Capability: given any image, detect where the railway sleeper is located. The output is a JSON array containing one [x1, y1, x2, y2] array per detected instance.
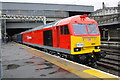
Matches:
[[101, 49, 119, 53], [98, 58, 119, 66], [106, 52, 120, 56], [97, 61, 120, 72], [104, 55, 119, 61]]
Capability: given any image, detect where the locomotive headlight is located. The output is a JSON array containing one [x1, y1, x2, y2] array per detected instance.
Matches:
[[95, 46, 100, 49], [74, 48, 81, 52], [76, 43, 84, 47]]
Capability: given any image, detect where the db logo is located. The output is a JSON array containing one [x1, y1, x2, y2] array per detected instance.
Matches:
[[88, 38, 91, 41], [27, 36, 32, 39]]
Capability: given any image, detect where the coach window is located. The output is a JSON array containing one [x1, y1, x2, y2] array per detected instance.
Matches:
[[60, 25, 70, 35]]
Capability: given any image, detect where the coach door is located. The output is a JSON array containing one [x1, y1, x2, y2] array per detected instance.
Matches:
[[43, 30, 53, 46]]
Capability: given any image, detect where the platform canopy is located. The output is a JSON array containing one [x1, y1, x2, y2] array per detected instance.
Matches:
[[0, 2, 94, 12]]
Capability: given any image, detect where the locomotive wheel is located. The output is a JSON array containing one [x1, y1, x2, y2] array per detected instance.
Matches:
[[49, 51, 52, 54]]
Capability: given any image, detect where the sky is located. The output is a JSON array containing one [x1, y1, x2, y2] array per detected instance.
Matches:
[[1, 0, 120, 10]]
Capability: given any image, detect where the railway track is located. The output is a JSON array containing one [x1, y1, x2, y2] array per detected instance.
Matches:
[[96, 48, 120, 77]]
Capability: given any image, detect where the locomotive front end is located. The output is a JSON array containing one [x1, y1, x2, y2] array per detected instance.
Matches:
[[70, 17, 106, 65]]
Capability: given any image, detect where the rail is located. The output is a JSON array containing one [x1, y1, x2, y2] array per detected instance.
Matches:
[[101, 41, 120, 49], [97, 47, 120, 76]]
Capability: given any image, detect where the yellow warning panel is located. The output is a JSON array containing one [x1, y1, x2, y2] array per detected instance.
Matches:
[[83, 69, 118, 78], [31, 48, 37, 50]]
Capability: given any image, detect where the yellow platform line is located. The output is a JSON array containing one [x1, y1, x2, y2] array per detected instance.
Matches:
[[17, 44, 98, 79], [16, 43, 119, 80], [26, 49, 97, 79], [83, 69, 118, 79]]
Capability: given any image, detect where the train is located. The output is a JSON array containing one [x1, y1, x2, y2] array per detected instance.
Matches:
[[13, 15, 106, 66]]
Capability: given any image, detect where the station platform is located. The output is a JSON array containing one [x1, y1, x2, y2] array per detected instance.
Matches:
[[1, 42, 119, 79], [2, 42, 79, 78]]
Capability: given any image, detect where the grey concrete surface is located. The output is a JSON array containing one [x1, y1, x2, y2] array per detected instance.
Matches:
[[1, 42, 79, 78]]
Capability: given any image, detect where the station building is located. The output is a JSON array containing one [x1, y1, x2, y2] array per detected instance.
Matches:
[[91, 3, 118, 16], [0, 2, 94, 37], [90, 2, 120, 41]]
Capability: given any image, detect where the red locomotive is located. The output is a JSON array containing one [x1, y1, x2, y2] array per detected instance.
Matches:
[[14, 15, 106, 66]]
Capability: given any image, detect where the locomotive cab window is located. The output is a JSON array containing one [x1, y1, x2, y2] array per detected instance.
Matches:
[[87, 24, 99, 34], [60, 25, 70, 35], [72, 24, 87, 35]]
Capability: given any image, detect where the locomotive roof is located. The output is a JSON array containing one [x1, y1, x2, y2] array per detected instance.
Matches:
[[23, 20, 60, 33], [23, 15, 96, 33]]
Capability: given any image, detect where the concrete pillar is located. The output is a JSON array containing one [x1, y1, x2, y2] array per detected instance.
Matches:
[[43, 16, 46, 25], [0, 1, 3, 79], [0, 17, 2, 80]]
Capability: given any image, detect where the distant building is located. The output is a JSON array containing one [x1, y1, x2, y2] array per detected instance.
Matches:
[[118, 1, 120, 22], [89, 2, 120, 41], [91, 2, 118, 16], [118, 1, 120, 13]]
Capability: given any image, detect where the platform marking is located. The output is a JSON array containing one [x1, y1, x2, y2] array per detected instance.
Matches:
[[16, 43, 119, 79], [83, 69, 117, 78], [16, 43, 21, 46], [17, 45, 98, 79], [26, 49, 97, 79], [20, 43, 119, 78], [31, 49, 37, 50]]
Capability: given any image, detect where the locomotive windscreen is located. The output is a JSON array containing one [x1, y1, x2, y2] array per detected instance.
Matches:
[[72, 24, 99, 35], [72, 24, 87, 35], [87, 24, 99, 34]]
